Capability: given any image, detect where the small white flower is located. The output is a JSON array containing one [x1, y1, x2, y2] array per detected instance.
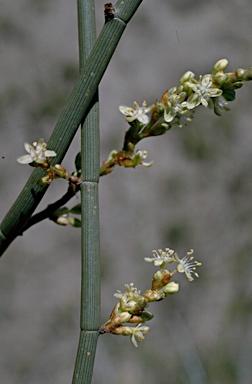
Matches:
[[119, 101, 154, 124], [130, 324, 149, 347], [164, 90, 187, 123], [144, 248, 175, 267], [134, 150, 153, 167], [174, 249, 202, 281], [187, 74, 222, 109], [17, 138, 57, 164]]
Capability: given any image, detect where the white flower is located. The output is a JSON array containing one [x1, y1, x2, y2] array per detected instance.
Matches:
[[133, 150, 153, 167], [174, 249, 202, 281], [130, 324, 149, 348], [164, 89, 187, 123], [187, 74, 222, 109], [17, 138, 57, 164], [144, 248, 175, 267], [119, 101, 154, 124]]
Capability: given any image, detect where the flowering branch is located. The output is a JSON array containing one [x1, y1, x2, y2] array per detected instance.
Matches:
[[16, 59, 252, 232], [100, 59, 252, 175], [100, 248, 201, 347]]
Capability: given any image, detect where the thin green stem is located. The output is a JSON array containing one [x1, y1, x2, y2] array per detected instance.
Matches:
[[22, 186, 77, 232], [0, 0, 143, 257]]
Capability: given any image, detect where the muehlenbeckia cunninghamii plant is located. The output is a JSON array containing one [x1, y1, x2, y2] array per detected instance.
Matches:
[[100, 248, 201, 347], [2, 0, 252, 383]]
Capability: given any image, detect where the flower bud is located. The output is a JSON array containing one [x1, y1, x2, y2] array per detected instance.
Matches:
[[122, 326, 133, 336], [179, 71, 195, 85], [153, 270, 164, 282], [212, 59, 228, 74], [242, 67, 252, 81], [56, 216, 69, 226], [68, 217, 81, 228], [118, 312, 132, 324], [235, 68, 245, 79], [162, 281, 179, 294], [232, 81, 244, 89], [212, 72, 226, 86], [140, 311, 154, 322]]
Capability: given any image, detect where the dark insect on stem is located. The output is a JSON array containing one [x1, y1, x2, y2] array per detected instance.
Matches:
[[104, 3, 116, 23]]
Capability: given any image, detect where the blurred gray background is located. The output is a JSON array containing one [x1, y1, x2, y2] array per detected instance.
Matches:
[[1, 0, 252, 383]]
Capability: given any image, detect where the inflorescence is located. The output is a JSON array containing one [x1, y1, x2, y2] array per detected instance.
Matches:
[[100, 59, 252, 173], [100, 248, 201, 347]]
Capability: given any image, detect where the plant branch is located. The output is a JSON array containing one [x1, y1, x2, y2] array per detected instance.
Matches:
[[0, 0, 143, 257], [22, 185, 77, 232]]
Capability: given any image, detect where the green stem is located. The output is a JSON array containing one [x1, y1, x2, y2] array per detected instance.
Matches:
[[72, 0, 100, 383], [22, 186, 77, 232], [0, 0, 143, 257], [72, 331, 99, 384]]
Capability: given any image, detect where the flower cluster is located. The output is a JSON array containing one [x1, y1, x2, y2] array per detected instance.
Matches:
[[145, 248, 201, 281], [118, 59, 252, 149], [100, 247, 201, 347], [99, 60, 252, 176]]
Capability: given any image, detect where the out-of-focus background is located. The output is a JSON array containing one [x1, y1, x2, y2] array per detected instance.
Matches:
[[1, 1, 252, 383]]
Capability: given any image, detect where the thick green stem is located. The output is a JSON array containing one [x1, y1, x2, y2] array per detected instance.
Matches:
[[72, 1, 100, 383], [0, 0, 143, 257], [72, 331, 99, 384]]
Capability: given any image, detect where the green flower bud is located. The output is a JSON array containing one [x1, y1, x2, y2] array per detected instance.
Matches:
[[232, 81, 244, 89], [242, 67, 252, 81], [212, 59, 228, 74], [118, 312, 132, 324], [140, 311, 154, 322], [153, 270, 165, 282], [213, 72, 227, 86], [236, 68, 245, 79], [179, 71, 195, 85], [162, 281, 179, 294], [68, 217, 82, 228]]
